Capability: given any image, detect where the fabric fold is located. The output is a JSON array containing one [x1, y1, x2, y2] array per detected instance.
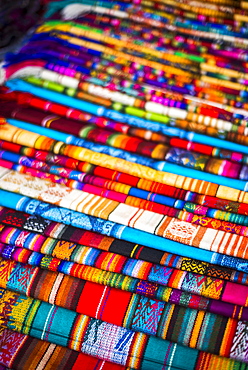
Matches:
[[1, 287, 248, 363]]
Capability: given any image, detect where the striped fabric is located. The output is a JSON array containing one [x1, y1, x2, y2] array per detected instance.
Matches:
[[1, 0, 248, 369]]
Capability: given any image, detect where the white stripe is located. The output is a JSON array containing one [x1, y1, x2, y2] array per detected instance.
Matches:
[[133, 210, 164, 233], [211, 230, 226, 253], [98, 361, 106, 370], [224, 233, 238, 256], [74, 247, 92, 264], [109, 203, 139, 225], [59, 189, 86, 210], [127, 208, 144, 228], [167, 343, 177, 370], [96, 285, 108, 319], [36, 343, 56, 370], [242, 243, 248, 259], [49, 273, 64, 305], [76, 193, 99, 213], [0, 166, 10, 177], [199, 229, 218, 251], [41, 305, 55, 340], [233, 237, 246, 259]]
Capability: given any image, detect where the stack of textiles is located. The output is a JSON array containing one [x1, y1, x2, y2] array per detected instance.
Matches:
[[1, 0, 248, 369]]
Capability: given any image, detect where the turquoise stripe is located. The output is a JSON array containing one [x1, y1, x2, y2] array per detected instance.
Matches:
[[144, 336, 198, 370], [30, 301, 77, 346], [196, 311, 218, 352]]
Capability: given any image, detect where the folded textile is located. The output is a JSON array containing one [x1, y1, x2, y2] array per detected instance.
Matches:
[[0, 327, 126, 370], [2, 121, 248, 202], [2, 186, 248, 276], [1, 98, 248, 181], [1, 219, 248, 308], [2, 138, 248, 225], [1, 287, 248, 363], [0, 256, 247, 321], [4, 62, 248, 146], [0, 206, 247, 281], [3, 152, 248, 238], [1, 326, 247, 370], [1, 168, 248, 260]]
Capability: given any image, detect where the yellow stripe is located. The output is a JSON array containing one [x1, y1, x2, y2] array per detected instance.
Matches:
[[189, 310, 205, 348], [70, 316, 89, 351], [130, 244, 140, 258], [219, 318, 236, 357], [23, 300, 41, 335], [128, 332, 146, 368], [161, 305, 175, 339]]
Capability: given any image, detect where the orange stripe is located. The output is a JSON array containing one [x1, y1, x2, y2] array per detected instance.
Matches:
[[189, 310, 205, 348], [219, 318, 238, 357]]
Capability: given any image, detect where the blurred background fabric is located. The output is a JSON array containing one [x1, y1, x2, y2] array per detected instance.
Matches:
[[0, 0, 44, 59]]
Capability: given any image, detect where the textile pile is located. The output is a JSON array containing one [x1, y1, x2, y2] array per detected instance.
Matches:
[[1, 0, 248, 369]]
